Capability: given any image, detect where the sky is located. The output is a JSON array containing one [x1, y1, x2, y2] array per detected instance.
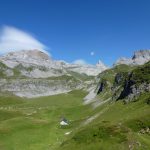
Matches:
[[0, 0, 150, 66]]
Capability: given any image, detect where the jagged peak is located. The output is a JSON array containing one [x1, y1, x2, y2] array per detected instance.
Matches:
[[132, 49, 150, 59], [114, 50, 150, 66], [3, 49, 50, 60], [96, 60, 104, 66], [96, 60, 108, 69], [0, 49, 108, 76]]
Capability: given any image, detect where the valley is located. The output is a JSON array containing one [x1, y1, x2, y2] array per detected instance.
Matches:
[[0, 50, 150, 150]]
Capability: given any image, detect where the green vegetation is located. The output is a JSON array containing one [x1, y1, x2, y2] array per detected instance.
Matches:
[[0, 61, 9, 78], [0, 61, 23, 78], [60, 93, 150, 150], [0, 89, 149, 150], [14, 64, 34, 72], [0, 95, 25, 106], [130, 61, 150, 84], [0, 62, 150, 150], [47, 74, 79, 81], [67, 70, 95, 81], [96, 64, 134, 99], [57, 63, 150, 150], [98, 64, 135, 84], [95, 64, 134, 101], [97, 62, 150, 102], [0, 90, 94, 150]]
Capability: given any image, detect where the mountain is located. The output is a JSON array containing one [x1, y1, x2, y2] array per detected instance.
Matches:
[[114, 50, 150, 66], [59, 60, 150, 150], [0, 49, 107, 97], [0, 49, 107, 77], [65, 61, 107, 76], [0, 50, 149, 150]]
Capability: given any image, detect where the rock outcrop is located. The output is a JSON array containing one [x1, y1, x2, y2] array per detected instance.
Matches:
[[97, 58, 150, 103], [0, 78, 82, 98], [0, 49, 107, 98], [0, 49, 107, 77], [115, 50, 150, 66]]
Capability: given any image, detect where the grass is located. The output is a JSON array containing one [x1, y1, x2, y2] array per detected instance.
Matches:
[[98, 64, 135, 84], [54, 63, 150, 150], [0, 89, 149, 150], [59, 92, 150, 150], [0, 62, 149, 150], [130, 61, 150, 84], [0, 61, 9, 78], [0, 90, 94, 150], [0, 95, 25, 106]]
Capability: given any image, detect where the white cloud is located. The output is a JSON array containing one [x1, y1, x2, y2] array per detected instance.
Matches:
[[0, 26, 49, 54], [90, 51, 95, 56], [72, 59, 87, 65]]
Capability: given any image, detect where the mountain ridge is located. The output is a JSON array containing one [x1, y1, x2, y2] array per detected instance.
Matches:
[[0, 49, 150, 150], [0, 49, 150, 98], [0, 49, 108, 76], [114, 49, 150, 66]]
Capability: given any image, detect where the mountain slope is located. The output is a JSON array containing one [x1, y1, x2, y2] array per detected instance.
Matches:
[[58, 61, 150, 150], [0, 90, 92, 150], [59, 93, 150, 150], [0, 50, 107, 97], [0, 49, 108, 77], [0, 50, 149, 150]]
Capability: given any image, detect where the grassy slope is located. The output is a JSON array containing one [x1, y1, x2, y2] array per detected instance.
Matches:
[[0, 63, 149, 150], [59, 93, 150, 150], [58, 63, 150, 150], [130, 61, 150, 84], [0, 90, 94, 150], [0, 90, 149, 150], [95, 64, 135, 100]]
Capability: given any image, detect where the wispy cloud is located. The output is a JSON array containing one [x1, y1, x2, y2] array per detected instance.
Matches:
[[72, 59, 87, 65], [0, 26, 48, 54], [90, 51, 95, 56]]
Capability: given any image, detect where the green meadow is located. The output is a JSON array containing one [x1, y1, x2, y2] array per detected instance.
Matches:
[[0, 90, 91, 150], [0, 90, 149, 150], [59, 93, 150, 150]]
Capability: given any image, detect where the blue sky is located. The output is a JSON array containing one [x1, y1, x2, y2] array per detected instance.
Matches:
[[0, 0, 150, 66]]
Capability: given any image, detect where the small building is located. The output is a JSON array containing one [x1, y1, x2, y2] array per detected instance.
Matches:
[[60, 117, 69, 126]]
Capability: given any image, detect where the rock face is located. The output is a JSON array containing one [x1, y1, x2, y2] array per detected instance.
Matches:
[[0, 78, 82, 98], [0, 49, 107, 77], [123, 83, 150, 102], [96, 60, 107, 69], [65, 63, 107, 76], [0, 49, 107, 98], [117, 65, 150, 102], [97, 58, 150, 103], [114, 50, 150, 66], [5, 49, 49, 61], [97, 81, 106, 94], [83, 86, 97, 104]]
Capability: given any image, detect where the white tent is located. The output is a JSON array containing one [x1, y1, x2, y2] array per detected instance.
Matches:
[[60, 120, 68, 126]]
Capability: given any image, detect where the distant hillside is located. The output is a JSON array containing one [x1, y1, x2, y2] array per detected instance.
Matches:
[[58, 61, 150, 150], [0, 50, 150, 150], [0, 49, 107, 97]]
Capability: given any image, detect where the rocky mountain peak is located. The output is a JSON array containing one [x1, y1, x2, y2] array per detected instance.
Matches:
[[96, 60, 107, 68], [132, 50, 150, 59], [114, 50, 150, 66], [0, 49, 108, 76], [0, 49, 52, 68], [4, 49, 50, 61]]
